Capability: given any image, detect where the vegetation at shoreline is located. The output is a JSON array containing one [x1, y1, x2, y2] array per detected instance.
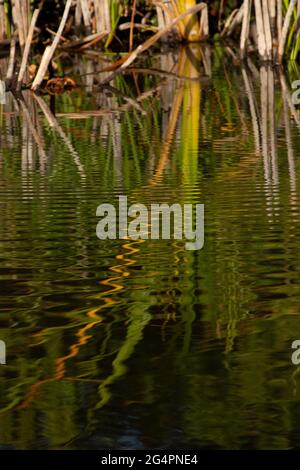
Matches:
[[1, 1, 300, 92]]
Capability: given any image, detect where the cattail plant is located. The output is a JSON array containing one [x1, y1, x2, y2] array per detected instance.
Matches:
[[156, 0, 209, 42]]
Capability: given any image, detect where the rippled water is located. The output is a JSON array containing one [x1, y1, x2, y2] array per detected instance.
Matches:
[[1, 47, 300, 449]]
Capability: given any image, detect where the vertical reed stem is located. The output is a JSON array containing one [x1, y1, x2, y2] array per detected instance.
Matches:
[[75, 0, 82, 29], [278, 0, 297, 63], [240, 0, 252, 58], [262, 0, 272, 59], [199, 3, 209, 38], [6, 36, 16, 82], [268, 0, 276, 38], [17, 9, 40, 90], [277, 0, 282, 43], [254, 0, 267, 59], [80, 0, 92, 33], [0, 0, 6, 40]]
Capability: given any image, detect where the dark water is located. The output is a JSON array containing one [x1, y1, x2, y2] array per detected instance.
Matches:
[[1, 47, 300, 449]]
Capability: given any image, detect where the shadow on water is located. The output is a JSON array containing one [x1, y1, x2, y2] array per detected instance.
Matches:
[[1, 46, 300, 449]]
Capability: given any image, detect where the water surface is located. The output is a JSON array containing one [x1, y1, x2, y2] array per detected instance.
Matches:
[[1, 47, 300, 449]]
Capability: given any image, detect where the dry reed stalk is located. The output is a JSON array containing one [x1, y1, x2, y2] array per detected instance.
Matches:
[[17, 9, 40, 90], [278, 0, 297, 62], [268, 0, 276, 36], [11, 0, 23, 45], [227, 4, 245, 36], [63, 31, 107, 48], [221, 9, 239, 37], [254, 0, 267, 59], [103, 0, 112, 33], [199, 3, 209, 38], [240, 0, 252, 58], [156, 5, 167, 30], [12, 0, 30, 47], [6, 36, 16, 82], [31, 0, 73, 91], [156, 1, 180, 41], [277, 0, 282, 43], [161, 1, 189, 40], [80, 0, 92, 33], [75, 0, 82, 28], [94, 0, 111, 34], [262, 0, 273, 59], [94, 0, 103, 34], [46, 26, 68, 41], [20, 0, 29, 45], [24, 0, 30, 41], [0, 0, 6, 40], [77, 31, 108, 49], [222, 4, 245, 37], [30, 46, 52, 90], [0, 79, 5, 104]]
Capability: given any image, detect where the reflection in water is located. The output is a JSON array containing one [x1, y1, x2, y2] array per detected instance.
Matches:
[[1, 47, 300, 449]]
